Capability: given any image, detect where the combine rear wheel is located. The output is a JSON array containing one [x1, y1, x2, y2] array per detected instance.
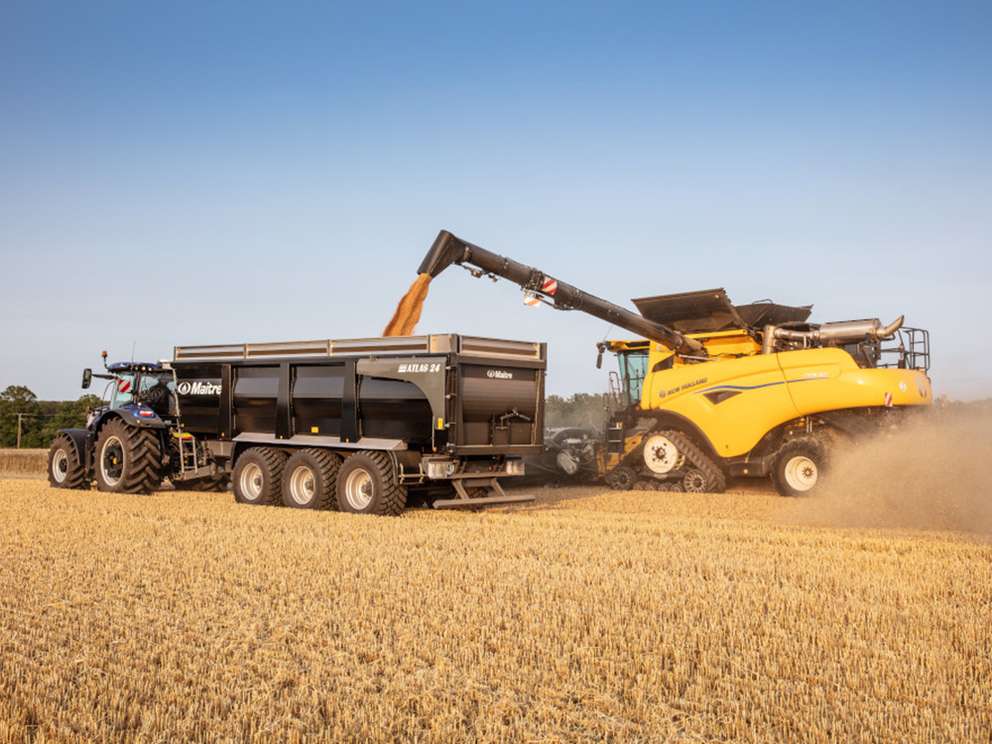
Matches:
[[335, 451, 407, 516], [772, 438, 827, 497], [281, 449, 340, 510], [233, 448, 287, 506], [47, 434, 89, 490], [94, 419, 163, 494]]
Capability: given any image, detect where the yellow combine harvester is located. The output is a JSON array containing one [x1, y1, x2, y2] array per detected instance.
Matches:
[[419, 230, 932, 496]]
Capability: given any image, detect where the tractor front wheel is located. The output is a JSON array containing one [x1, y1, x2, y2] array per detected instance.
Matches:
[[94, 419, 164, 494]]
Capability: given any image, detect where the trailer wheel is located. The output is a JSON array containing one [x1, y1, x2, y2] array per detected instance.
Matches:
[[772, 438, 827, 497], [233, 448, 286, 506], [335, 451, 407, 516], [94, 418, 163, 494], [281, 449, 340, 510], [48, 434, 89, 490]]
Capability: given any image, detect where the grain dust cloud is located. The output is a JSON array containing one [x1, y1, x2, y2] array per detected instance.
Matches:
[[785, 407, 992, 535], [382, 273, 432, 336]]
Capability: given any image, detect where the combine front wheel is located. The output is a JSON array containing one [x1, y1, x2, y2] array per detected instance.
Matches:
[[642, 433, 684, 475]]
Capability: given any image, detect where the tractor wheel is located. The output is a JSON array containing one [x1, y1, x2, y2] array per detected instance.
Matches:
[[47, 434, 89, 490], [335, 451, 407, 516], [281, 449, 340, 510], [771, 438, 827, 497], [172, 475, 230, 492], [94, 419, 164, 494], [232, 448, 286, 506]]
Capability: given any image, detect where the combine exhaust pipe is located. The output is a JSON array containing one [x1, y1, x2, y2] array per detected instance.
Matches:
[[763, 315, 905, 353], [419, 230, 705, 355]]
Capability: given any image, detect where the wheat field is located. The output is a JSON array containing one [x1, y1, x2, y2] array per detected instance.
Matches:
[[0, 478, 989, 743]]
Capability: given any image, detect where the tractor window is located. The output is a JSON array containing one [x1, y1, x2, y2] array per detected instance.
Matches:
[[110, 375, 135, 408], [618, 351, 648, 406], [138, 373, 175, 414]]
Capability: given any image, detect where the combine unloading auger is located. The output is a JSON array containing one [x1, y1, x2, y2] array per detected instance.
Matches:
[[418, 230, 705, 355]]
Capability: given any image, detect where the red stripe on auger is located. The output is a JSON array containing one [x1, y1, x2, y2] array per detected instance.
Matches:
[[542, 278, 558, 296]]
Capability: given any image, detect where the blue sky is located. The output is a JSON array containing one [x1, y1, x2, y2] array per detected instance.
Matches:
[[2, 1, 990, 400]]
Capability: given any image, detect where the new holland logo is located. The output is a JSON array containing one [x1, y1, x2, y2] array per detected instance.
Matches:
[[177, 380, 222, 396], [486, 369, 514, 380]]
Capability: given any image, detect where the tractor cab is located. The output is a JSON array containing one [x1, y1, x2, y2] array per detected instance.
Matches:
[[82, 354, 176, 419]]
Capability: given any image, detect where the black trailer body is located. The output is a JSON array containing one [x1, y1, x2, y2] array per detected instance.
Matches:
[[169, 334, 546, 512]]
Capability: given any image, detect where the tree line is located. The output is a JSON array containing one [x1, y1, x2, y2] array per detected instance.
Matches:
[[0, 386, 102, 449], [544, 393, 613, 432]]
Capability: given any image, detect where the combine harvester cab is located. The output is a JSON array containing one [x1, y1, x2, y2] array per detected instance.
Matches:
[[48, 334, 547, 514]]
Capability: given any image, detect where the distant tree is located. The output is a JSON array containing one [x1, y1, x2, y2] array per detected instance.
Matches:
[[545, 393, 611, 432], [0, 386, 39, 447], [0, 385, 37, 404], [32, 395, 103, 448], [0, 389, 101, 448]]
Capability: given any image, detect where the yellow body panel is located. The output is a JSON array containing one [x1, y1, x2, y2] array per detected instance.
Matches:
[[630, 337, 931, 458]]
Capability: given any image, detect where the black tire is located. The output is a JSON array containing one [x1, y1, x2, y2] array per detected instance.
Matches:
[[172, 475, 230, 492], [281, 449, 340, 510], [232, 448, 287, 506], [47, 434, 89, 489], [681, 468, 708, 493], [663, 430, 727, 493], [605, 465, 637, 491], [94, 418, 164, 494], [771, 438, 828, 497], [335, 451, 407, 516]]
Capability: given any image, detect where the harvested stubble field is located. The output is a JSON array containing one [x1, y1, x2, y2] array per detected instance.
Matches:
[[0, 449, 47, 477], [0, 479, 989, 743]]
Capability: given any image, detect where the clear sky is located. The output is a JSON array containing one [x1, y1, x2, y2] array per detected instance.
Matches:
[[2, 1, 990, 400]]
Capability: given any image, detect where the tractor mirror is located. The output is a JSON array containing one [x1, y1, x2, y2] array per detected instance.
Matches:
[[595, 348, 604, 369], [81, 368, 92, 389]]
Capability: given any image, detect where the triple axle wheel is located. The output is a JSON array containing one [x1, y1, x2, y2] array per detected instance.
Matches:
[[231, 447, 407, 516]]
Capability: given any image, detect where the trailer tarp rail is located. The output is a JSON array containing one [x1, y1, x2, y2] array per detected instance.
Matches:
[[174, 334, 544, 363]]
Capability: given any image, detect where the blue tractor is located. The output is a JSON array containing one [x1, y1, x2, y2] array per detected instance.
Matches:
[[47, 352, 228, 493]]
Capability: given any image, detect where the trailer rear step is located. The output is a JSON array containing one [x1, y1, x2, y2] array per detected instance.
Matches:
[[432, 477, 535, 509]]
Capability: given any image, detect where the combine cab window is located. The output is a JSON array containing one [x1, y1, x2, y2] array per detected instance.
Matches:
[[618, 351, 648, 406]]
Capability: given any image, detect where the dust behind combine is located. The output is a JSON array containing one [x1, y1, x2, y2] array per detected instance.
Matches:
[[782, 407, 992, 533]]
